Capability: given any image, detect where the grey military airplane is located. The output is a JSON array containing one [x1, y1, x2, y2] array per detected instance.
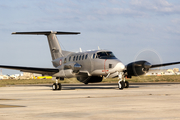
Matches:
[[0, 31, 180, 90]]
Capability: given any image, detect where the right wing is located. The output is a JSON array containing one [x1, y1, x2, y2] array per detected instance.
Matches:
[[0, 65, 59, 75]]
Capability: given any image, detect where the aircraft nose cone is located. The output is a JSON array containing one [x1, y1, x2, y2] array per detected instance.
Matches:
[[116, 62, 125, 71]]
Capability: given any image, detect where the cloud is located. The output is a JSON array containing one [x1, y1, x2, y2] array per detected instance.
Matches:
[[130, 0, 180, 15], [0, 4, 9, 9], [171, 18, 180, 24], [36, 0, 146, 23], [163, 25, 180, 36], [0, 1, 29, 10], [95, 7, 145, 17]]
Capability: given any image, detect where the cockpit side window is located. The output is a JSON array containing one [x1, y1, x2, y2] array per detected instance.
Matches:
[[97, 52, 107, 57], [97, 52, 116, 59], [106, 52, 115, 57]]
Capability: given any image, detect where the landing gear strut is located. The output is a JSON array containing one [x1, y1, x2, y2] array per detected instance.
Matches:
[[118, 72, 129, 90], [52, 78, 61, 90]]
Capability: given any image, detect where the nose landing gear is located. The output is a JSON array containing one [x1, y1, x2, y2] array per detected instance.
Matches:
[[118, 72, 129, 90]]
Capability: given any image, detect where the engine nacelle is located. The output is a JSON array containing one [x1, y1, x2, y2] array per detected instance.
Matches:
[[64, 62, 81, 73], [77, 76, 103, 84], [126, 60, 151, 77]]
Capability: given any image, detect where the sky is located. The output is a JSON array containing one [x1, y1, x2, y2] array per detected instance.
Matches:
[[0, 0, 180, 75]]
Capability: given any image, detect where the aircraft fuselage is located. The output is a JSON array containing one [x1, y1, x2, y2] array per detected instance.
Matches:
[[52, 50, 125, 79]]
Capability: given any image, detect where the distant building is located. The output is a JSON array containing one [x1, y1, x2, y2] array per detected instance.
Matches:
[[146, 69, 167, 76], [173, 68, 179, 73], [165, 69, 175, 75], [176, 72, 180, 75], [0, 75, 10, 80], [146, 68, 179, 76], [9, 74, 21, 79]]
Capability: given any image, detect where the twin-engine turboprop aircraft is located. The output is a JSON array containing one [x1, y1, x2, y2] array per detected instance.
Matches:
[[0, 31, 180, 90]]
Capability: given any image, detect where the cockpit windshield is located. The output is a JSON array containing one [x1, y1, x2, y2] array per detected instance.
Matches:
[[97, 52, 116, 59]]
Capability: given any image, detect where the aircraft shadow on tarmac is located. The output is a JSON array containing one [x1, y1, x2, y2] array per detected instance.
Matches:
[[62, 83, 140, 90], [62, 86, 117, 90], [38, 84, 139, 90], [11, 83, 180, 91], [12, 84, 139, 90], [61, 85, 139, 90]]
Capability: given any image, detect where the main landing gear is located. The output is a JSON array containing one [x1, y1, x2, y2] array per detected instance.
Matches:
[[118, 72, 129, 90], [52, 78, 62, 90]]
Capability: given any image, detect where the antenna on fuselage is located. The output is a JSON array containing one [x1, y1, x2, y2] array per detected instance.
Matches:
[[98, 46, 101, 50], [79, 48, 82, 52]]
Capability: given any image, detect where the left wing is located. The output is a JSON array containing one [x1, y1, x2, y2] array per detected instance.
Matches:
[[0, 65, 59, 75]]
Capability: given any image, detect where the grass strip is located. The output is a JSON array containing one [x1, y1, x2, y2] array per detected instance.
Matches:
[[0, 75, 180, 87]]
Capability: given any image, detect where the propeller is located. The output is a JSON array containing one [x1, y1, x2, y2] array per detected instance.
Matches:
[[133, 49, 162, 79]]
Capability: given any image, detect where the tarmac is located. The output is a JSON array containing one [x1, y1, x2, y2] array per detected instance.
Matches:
[[0, 83, 180, 120]]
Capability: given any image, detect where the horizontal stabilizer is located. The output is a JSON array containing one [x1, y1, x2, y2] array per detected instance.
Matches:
[[12, 31, 80, 35]]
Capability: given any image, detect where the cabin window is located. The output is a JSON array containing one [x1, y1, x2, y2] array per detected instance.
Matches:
[[79, 55, 81, 60], [93, 54, 96, 59], [76, 56, 78, 61], [82, 55, 84, 60], [73, 56, 75, 61], [64, 58, 67, 63], [69, 56, 71, 61], [85, 54, 88, 59], [91, 53, 96, 59]]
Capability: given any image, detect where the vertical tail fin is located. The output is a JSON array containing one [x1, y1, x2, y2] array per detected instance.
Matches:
[[12, 31, 80, 60], [47, 33, 62, 60]]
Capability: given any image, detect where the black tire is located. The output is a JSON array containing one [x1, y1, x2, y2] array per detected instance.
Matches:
[[52, 83, 57, 90], [125, 81, 129, 88], [118, 81, 125, 90], [57, 83, 61, 90], [122, 81, 125, 88]]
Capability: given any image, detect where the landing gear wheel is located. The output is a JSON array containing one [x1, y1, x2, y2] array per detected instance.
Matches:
[[125, 81, 129, 88], [118, 81, 125, 90], [57, 83, 61, 90], [52, 83, 57, 90]]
